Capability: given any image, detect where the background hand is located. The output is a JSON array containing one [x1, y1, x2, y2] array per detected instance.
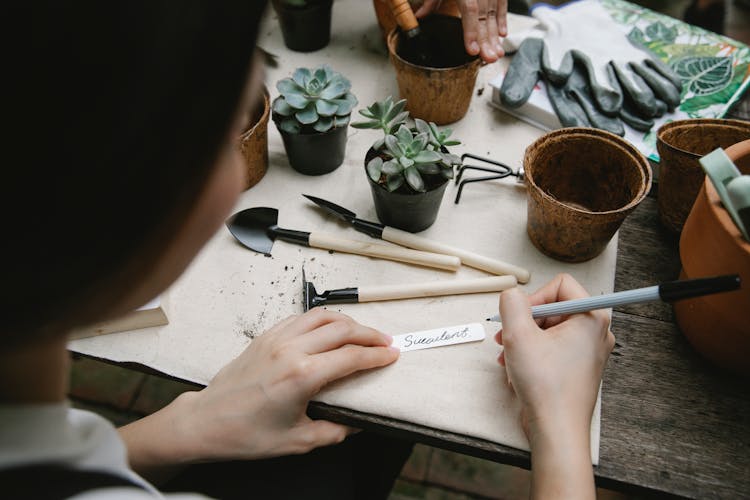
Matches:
[[415, 0, 508, 63]]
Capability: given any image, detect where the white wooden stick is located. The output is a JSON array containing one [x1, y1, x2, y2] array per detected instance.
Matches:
[[381, 226, 531, 283], [308, 232, 461, 271], [358, 275, 517, 302]]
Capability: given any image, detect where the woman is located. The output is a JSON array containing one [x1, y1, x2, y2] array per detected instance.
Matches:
[[2, 2, 613, 498]]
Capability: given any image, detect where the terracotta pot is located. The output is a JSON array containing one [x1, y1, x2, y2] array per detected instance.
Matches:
[[675, 139, 750, 376], [524, 128, 652, 262], [656, 119, 750, 233], [387, 15, 480, 125], [238, 89, 270, 190], [373, 0, 460, 39]]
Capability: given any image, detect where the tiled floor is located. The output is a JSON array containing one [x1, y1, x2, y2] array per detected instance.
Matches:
[[68, 2, 750, 499]]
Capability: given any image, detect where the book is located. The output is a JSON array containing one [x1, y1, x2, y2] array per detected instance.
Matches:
[[69, 296, 168, 339], [490, 0, 750, 162]]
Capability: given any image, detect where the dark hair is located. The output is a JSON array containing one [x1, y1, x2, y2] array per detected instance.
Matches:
[[4, 2, 268, 345]]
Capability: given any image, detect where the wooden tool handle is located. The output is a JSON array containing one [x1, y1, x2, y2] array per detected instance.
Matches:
[[358, 275, 517, 302], [387, 0, 419, 33], [308, 232, 460, 271], [382, 226, 532, 283]]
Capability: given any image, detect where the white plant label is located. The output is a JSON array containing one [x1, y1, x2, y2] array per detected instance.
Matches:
[[391, 323, 486, 352]]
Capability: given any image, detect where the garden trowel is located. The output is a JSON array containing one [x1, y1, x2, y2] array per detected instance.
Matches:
[[226, 207, 460, 271]]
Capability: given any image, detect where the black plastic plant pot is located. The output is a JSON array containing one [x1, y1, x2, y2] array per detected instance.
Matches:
[[272, 0, 333, 52], [365, 149, 450, 232], [278, 123, 348, 176]]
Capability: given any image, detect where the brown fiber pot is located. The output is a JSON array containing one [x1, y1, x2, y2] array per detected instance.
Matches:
[[675, 139, 750, 376], [656, 118, 750, 233], [238, 89, 270, 189], [373, 0, 460, 39], [386, 16, 480, 125], [524, 128, 652, 262]]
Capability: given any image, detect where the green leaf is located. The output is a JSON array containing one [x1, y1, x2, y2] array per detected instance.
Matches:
[[381, 159, 401, 175], [276, 78, 304, 95], [372, 137, 385, 150], [332, 94, 357, 116], [367, 157, 383, 182], [399, 156, 414, 168], [279, 118, 300, 134], [628, 27, 647, 48], [283, 92, 309, 109], [351, 121, 381, 129], [387, 111, 410, 133], [441, 166, 455, 179], [316, 99, 338, 116], [673, 56, 733, 97], [413, 150, 442, 163], [314, 66, 328, 84], [272, 97, 294, 116], [386, 173, 404, 192], [320, 82, 348, 100], [395, 125, 413, 145], [680, 62, 748, 114], [385, 135, 404, 158], [384, 98, 407, 122], [442, 140, 461, 146], [333, 116, 350, 128], [414, 118, 430, 137], [314, 116, 333, 132], [411, 132, 428, 153], [292, 68, 312, 88], [358, 108, 375, 119], [295, 104, 318, 124], [404, 166, 425, 192]]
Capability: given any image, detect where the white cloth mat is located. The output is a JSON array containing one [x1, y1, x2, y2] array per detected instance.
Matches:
[[70, 2, 617, 464]]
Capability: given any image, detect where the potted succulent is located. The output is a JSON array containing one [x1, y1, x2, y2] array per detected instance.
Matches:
[[272, 65, 358, 175], [352, 96, 462, 232], [272, 0, 334, 52]]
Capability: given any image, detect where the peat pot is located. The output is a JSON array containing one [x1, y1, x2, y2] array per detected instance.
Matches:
[[675, 139, 750, 376], [238, 89, 270, 189], [656, 118, 750, 233], [272, 0, 333, 52], [524, 128, 652, 262], [387, 15, 480, 125], [365, 148, 449, 232]]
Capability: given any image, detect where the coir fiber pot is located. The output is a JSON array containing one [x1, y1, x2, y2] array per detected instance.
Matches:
[[365, 148, 449, 232], [276, 122, 348, 176], [675, 139, 750, 376], [238, 89, 270, 189], [656, 118, 750, 233], [524, 128, 652, 262], [272, 0, 333, 52], [387, 15, 480, 125], [373, 0, 460, 40]]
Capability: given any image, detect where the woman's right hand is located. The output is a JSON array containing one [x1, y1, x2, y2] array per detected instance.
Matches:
[[495, 274, 614, 499]]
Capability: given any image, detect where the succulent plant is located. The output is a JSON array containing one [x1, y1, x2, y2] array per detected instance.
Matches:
[[351, 96, 410, 150], [272, 65, 358, 134], [355, 96, 462, 193]]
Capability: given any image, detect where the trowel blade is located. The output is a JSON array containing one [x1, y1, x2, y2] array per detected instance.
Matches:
[[225, 207, 279, 255]]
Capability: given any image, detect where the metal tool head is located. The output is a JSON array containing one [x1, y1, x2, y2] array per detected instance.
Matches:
[[303, 194, 356, 222], [302, 266, 318, 312], [225, 207, 279, 255]]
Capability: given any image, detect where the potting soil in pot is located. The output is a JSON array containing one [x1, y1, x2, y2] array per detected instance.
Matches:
[[396, 15, 476, 68]]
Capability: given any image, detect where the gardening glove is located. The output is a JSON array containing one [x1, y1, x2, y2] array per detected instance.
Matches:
[[500, 0, 682, 120]]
